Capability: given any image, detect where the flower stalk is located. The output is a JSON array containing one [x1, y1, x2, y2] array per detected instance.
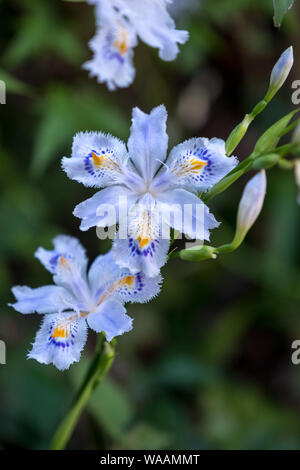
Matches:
[[225, 46, 294, 157], [51, 335, 116, 450]]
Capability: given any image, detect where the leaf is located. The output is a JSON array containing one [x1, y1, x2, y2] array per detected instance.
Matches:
[[273, 0, 294, 27], [30, 85, 128, 176], [253, 109, 299, 155], [70, 359, 133, 440], [4, 1, 84, 68], [117, 424, 171, 450], [0, 68, 33, 97], [88, 378, 134, 440]]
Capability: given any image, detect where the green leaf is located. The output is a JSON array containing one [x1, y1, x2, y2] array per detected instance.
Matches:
[[4, 1, 84, 68], [0, 68, 33, 97], [70, 359, 134, 440], [253, 109, 299, 155], [273, 0, 294, 27], [30, 85, 128, 176], [89, 378, 134, 440], [117, 424, 171, 450]]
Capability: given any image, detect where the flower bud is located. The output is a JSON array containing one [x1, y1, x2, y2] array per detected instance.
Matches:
[[233, 170, 267, 247], [180, 245, 217, 262], [225, 115, 252, 156], [266, 46, 293, 101]]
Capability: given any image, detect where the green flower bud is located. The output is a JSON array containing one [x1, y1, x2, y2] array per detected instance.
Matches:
[[225, 115, 252, 156], [179, 245, 217, 262]]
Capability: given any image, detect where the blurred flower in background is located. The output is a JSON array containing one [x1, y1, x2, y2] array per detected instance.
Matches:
[[84, 0, 189, 89]]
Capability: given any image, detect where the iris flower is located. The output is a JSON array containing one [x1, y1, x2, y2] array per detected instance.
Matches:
[[84, 0, 188, 90], [10, 236, 161, 370], [62, 105, 238, 277]]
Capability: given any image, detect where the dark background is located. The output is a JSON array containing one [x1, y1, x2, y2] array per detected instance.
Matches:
[[0, 0, 300, 450]]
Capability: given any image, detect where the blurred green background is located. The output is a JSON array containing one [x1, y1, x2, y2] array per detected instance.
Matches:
[[1, 0, 300, 450]]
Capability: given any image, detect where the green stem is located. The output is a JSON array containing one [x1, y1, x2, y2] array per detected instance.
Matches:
[[50, 335, 116, 450]]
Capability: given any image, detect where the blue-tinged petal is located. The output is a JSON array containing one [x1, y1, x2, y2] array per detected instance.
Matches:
[[28, 312, 88, 371], [34, 236, 90, 305], [9, 285, 75, 315], [111, 270, 163, 304], [73, 185, 139, 231], [83, 18, 137, 91], [113, 235, 169, 278], [158, 137, 238, 193], [62, 131, 129, 188], [88, 251, 162, 305], [128, 105, 168, 183], [126, 0, 189, 61], [88, 251, 120, 299], [112, 195, 169, 277], [90, 0, 130, 27], [87, 299, 132, 342], [156, 188, 219, 241], [35, 235, 87, 277]]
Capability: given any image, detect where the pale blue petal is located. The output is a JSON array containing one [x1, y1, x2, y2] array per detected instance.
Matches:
[[62, 131, 129, 188], [88, 251, 120, 299], [73, 185, 139, 231], [157, 188, 219, 241], [111, 270, 163, 304], [88, 250, 162, 305], [10, 285, 75, 315], [87, 299, 132, 342], [35, 235, 87, 276], [161, 137, 238, 193], [128, 105, 168, 183], [28, 313, 88, 371], [112, 234, 169, 278], [112, 193, 169, 276], [34, 236, 90, 305], [90, 0, 130, 27]]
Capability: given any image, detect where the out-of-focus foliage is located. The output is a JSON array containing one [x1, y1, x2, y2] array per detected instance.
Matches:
[[273, 0, 294, 27], [0, 0, 300, 450]]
